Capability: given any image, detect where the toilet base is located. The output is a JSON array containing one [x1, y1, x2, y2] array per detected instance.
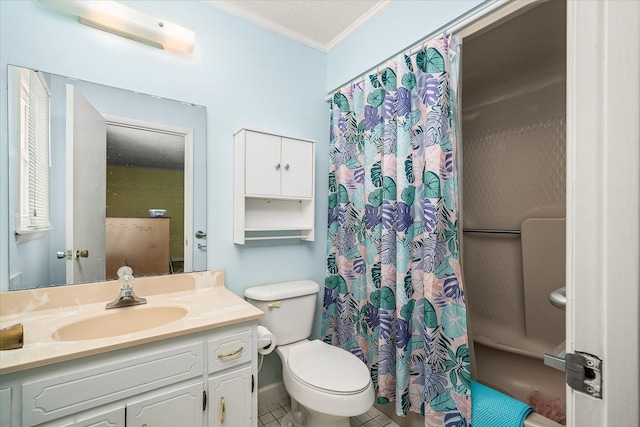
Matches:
[[279, 398, 350, 427]]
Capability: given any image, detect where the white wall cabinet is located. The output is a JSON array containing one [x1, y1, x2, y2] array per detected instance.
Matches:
[[1, 322, 257, 427], [235, 129, 315, 244], [244, 131, 313, 198]]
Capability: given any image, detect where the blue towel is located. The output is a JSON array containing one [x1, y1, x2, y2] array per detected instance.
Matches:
[[472, 380, 533, 427]]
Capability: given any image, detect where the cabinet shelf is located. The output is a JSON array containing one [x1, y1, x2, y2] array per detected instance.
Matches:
[[244, 226, 313, 232], [244, 194, 313, 201], [234, 129, 315, 245]]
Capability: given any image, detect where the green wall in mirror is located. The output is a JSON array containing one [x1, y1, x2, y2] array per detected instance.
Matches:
[[106, 165, 185, 260]]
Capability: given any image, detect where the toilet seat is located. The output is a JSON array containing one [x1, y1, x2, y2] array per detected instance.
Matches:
[[287, 340, 371, 395]]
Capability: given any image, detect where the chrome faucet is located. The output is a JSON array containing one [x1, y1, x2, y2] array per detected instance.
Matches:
[[106, 266, 147, 310]]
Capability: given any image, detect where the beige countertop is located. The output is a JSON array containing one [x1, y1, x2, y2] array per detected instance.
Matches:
[[0, 270, 263, 375]]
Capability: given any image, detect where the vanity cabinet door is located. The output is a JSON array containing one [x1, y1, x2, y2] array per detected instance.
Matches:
[[48, 407, 125, 427], [0, 388, 11, 427], [126, 382, 203, 427], [208, 366, 253, 427]]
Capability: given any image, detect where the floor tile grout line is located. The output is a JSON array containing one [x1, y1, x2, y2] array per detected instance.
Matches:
[[257, 396, 400, 427]]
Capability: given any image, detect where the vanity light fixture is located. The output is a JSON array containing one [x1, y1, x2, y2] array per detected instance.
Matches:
[[38, 0, 195, 54]]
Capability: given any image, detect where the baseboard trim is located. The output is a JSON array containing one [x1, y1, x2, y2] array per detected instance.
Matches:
[[258, 381, 289, 407]]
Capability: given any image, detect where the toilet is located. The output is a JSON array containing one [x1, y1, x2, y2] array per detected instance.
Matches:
[[244, 280, 374, 427]]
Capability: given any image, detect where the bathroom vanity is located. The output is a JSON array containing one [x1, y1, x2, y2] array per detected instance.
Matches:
[[0, 271, 263, 427]]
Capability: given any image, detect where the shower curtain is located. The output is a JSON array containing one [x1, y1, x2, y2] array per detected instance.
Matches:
[[322, 37, 471, 426]]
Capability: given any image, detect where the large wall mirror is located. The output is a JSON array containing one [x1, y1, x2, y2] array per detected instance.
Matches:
[[5, 65, 207, 291]]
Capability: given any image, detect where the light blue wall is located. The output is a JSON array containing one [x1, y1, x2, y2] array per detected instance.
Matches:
[[327, 0, 486, 91], [0, 0, 327, 385], [1, 0, 483, 387], [1, 2, 328, 290]]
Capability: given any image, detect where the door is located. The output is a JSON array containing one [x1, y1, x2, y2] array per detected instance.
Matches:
[[127, 382, 203, 426], [52, 407, 125, 427], [66, 85, 106, 283], [208, 367, 252, 427], [281, 137, 313, 198], [567, 0, 639, 425], [245, 131, 281, 196]]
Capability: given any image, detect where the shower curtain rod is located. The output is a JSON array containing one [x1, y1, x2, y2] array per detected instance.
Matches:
[[324, 0, 510, 101]]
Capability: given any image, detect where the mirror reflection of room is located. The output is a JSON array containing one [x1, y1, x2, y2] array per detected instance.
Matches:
[[105, 123, 185, 280], [6, 66, 207, 291]]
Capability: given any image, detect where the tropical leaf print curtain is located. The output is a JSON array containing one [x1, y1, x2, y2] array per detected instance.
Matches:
[[322, 37, 471, 426]]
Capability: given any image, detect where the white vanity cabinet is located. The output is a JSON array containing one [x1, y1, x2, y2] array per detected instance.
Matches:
[[1, 387, 13, 426], [234, 128, 315, 244], [127, 381, 204, 427], [0, 322, 258, 427], [208, 367, 252, 427], [207, 327, 254, 427], [49, 406, 125, 427]]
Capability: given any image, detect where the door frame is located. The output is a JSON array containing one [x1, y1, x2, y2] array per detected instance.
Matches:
[[455, 0, 640, 424], [566, 0, 639, 425], [102, 114, 195, 272]]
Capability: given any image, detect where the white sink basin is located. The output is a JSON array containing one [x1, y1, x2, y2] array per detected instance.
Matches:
[[52, 306, 188, 341]]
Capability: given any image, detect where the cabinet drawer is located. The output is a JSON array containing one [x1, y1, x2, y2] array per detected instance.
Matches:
[[208, 329, 253, 373], [22, 341, 203, 426]]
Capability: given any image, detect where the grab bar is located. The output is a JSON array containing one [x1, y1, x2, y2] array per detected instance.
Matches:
[[463, 228, 521, 235], [549, 287, 566, 310]]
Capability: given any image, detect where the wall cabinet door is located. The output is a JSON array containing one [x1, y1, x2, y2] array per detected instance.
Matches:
[[208, 366, 253, 427], [126, 382, 203, 427], [244, 131, 314, 199], [245, 131, 282, 196], [281, 137, 313, 198]]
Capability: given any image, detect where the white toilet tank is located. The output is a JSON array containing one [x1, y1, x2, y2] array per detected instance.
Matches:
[[244, 280, 320, 345]]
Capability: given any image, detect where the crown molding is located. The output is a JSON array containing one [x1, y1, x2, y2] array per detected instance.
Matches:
[[208, 0, 394, 53], [326, 0, 393, 51]]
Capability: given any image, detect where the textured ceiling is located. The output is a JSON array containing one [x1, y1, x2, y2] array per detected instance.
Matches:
[[209, 0, 392, 51], [107, 1, 393, 170], [106, 125, 185, 171]]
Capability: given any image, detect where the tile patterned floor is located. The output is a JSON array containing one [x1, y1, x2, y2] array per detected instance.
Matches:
[[257, 396, 400, 427]]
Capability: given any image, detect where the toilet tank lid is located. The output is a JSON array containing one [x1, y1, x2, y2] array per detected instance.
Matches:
[[244, 280, 320, 301]]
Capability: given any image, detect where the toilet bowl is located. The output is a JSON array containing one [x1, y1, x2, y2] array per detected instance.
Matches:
[[244, 280, 374, 426], [277, 340, 374, 426]]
